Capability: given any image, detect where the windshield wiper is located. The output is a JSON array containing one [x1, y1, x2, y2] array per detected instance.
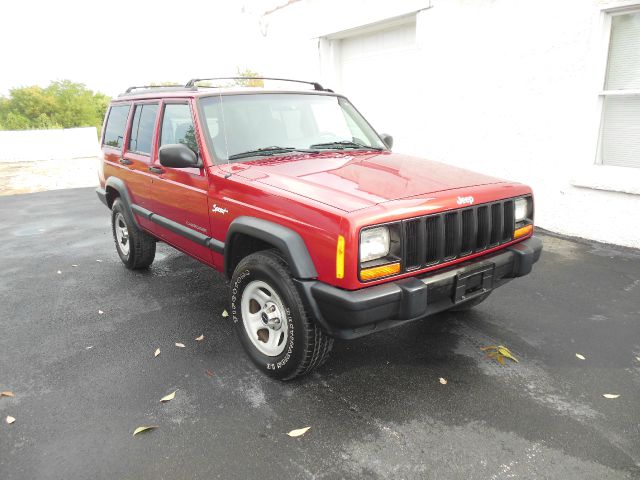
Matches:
[[228, 146, 319, 161], [309, 140, 383, 151]]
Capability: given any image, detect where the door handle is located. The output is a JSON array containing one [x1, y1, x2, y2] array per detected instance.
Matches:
[[149, 166, 164, 174], [119, 158, 133, 165]]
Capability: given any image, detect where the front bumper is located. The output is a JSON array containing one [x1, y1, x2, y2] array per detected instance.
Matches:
[[297, 236, 543, 339]]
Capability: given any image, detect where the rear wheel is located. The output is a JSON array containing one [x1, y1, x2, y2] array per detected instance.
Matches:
[[230, 249, 333, 380], [111, 198, 156, 269]]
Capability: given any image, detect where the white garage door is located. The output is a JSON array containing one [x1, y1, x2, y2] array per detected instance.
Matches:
[[336, 20, 420, 152]]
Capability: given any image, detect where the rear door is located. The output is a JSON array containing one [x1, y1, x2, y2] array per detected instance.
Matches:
[[122, 101, 159, 210], [102, 103, 137, 198], [145, 99, 212, 263]]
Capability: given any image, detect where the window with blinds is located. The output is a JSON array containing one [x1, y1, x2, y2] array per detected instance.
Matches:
[[600, 11, 640, 168]]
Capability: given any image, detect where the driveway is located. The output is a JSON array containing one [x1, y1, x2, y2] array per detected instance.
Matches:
[[1, 187, 639, 479]]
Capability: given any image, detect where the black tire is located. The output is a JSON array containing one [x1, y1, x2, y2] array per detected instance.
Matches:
[[111, 198, 156, 270], [230, 249, 333, 380], [450, 292, 491, 312]]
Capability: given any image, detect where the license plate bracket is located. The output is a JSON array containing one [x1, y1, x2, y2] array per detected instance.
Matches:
[[453, 263, 495, 304]]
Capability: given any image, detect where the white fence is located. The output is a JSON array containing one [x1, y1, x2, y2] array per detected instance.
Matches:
[[0, 127, 101, 162]]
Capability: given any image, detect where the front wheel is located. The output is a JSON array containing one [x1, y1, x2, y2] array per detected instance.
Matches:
[[230, 249, 333, 380]]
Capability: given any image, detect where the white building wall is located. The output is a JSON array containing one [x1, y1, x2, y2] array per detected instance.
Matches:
[[0, 127, 100, 162], [259, 0, 640, 248]]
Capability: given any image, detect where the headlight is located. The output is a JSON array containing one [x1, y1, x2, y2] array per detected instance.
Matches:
[[360, 226, 390, 263], [515, 198, 529, 222]]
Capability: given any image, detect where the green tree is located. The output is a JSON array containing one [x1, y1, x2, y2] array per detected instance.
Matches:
[[234, 68, 264, 87], [0, 80, 110, 135]]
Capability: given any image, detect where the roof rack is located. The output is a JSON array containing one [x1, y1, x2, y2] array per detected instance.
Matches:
[[119, 84, 190, 97], [184, 77, 331, 91]]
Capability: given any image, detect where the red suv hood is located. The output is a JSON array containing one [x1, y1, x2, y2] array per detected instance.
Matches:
[[230, 151, 506, 212]]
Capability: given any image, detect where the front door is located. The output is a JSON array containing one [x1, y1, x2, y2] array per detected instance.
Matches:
[[145, 100, 212, 264]]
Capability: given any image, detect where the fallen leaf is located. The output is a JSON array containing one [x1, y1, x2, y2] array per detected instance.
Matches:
[[72, 264, 78, 267], [287, 426, 311, 437], [205, 370, 214, 377], [98, 310, 104, 315], [497, 346, 518, 363], [154, 348, 161, 357], [439, 377, 447, 385], [160, 391, 176, 403], [603, 394, 620, 399], [133, 425, 158, 436], [1, 391, 15, 398], [482, 345, 519, 364], [175, 343, 185, 348], [575, 353, 586, 360], [6, 416, 15, 424], [57, 270, 62, 274], [195, 334, 204, 341], [222, 310, 229, 317]]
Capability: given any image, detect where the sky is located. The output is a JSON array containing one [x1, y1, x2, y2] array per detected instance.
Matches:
[[0, 0, 277, 97]]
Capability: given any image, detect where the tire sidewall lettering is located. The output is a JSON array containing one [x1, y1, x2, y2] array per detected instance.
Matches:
[[231, 269, 251, 324], [269, 307, 294, 370]]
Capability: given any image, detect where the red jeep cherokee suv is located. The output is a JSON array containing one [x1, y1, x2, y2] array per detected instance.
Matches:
[[97, 77, 542, 380]]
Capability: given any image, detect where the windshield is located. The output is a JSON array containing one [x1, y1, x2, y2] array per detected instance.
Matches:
[[199, 93, 386, 162]]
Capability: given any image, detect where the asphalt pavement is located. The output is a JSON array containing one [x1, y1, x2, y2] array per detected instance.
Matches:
[[1, 187, 639, 479]]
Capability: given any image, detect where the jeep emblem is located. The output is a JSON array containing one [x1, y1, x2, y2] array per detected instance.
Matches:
[[456, 196, 474, 206]]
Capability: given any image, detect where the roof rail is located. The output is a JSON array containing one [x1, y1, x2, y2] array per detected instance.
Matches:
[[185, 77, 330, 91], [119, 84, 190, 96]]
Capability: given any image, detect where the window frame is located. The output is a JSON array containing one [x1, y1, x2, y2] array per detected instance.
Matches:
[[102, 103, 131, 151], [154, 98, 205, 175], [126, 101, 160, 157], [157, 100, 200, 156], [595, 3, 640, 167]]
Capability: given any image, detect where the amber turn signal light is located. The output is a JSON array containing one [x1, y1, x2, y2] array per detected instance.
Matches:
[[336, 235, 345, 279], [360, 262, 401, 281], [513, 224, 533, 239]]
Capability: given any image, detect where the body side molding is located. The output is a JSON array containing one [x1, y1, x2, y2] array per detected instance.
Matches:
[[131, 204, 224, 254]]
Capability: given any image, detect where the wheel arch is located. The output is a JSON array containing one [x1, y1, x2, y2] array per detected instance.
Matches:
[[225, 217, 317, 280], [104, 177, 140, 229]]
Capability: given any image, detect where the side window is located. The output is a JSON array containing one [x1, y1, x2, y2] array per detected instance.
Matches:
[[128, 104, 158, 155], [160, 104, 199, 155], [103, 104, 130, 148]]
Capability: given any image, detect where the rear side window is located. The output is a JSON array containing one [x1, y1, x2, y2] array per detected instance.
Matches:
[[128, 104, 158, 154], [103, 105, 130, 149], [160, 104, 199, 154]]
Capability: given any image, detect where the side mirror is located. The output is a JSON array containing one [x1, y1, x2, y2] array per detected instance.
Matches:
[[380, 133, 393, 150], [159, 144, 201, 168]]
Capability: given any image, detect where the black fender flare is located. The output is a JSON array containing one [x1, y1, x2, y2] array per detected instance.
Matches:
[[104, 177, 140, 229], [225, 216, 318, 280]]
